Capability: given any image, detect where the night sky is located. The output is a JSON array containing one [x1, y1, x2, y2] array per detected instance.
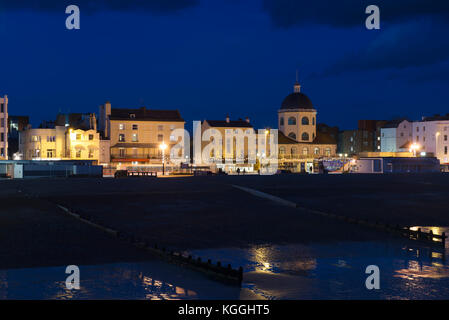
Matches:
[[1, 0, 448, 131]]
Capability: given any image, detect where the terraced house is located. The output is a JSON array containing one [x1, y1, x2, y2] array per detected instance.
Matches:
[[99, 102, 185, 166]]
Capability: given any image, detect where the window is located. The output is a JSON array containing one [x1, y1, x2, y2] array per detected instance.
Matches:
[[0, 148, 3, 157], [302, 147, 308, 156], [158, 134, 163, 142], [416, 127, 419, 132], [132, 133, 138, 142], [76, 134, 81, 140], [445, 135, 448, 141], [423, 126, 426, 132], [291, 147, 297, 155], [34, 149, 40, 158], [31, 135, 40, 142], [312, 117, 315, 125], [119, 124, 125, 130], [47, 136, 56, 142], [325, 148, 331, 156], [301, 117, 309, 125], [0, 103, 3, 113], [288, 117, 296, 125], [280, 117, 284, 126], [301, 132, 309, 141], [132, 124, 138, 130], [416, 136, 419, 141], [88, 150, 94, 158], [47, 149, 56, 158], [170, 125, 175, 131], [76, 150, 82, 158], [158, 125, 163, 131], [279, 147, 286, 155], [129, 113, 136, 119], [445, 146, 448, 155], [89, 134, 94, 141], [119, 148, 125, 157], [170, 134, 176, 142], [0, 133, 4, 142], [400, 132, 404, 137], [314, 147, 320, 155], [288, 132, 296, 140], [119, 134, 125, 142]]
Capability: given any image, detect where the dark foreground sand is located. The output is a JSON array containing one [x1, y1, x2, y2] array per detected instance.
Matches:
[[1, 173, 447, 270]]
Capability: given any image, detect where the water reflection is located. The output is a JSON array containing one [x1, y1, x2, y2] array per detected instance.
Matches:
[[0, 262, 239, 300], [191, 239, 449, 299]]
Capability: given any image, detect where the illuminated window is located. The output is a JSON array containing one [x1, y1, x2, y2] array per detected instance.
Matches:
[[325, 148, 331, 156], [119, 134, 125, 142], [170, 134, 176, 142], [279, 147, 286, 155], [132, 133, 138, 142], [299, 148, 306, 156], [314, 147, 320, 155], [88, 150, 94, 158], [47, 149, 56, 158], [119, 124, 125, 130], [76, 134, 81, 140], [76, 150, 82, 158]]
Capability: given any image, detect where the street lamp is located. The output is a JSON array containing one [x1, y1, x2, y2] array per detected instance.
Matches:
[[159, 142, 167, 175], [409, 143, 420, 157]]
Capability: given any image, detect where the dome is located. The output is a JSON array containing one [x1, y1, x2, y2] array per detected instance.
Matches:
[[281, 92, 314, 110]]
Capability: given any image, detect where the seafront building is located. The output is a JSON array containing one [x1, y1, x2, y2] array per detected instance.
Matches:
[[277, 81, 337, 172], [380, 119, 412, 153], [412, 115, 449, 165], [200, 116, 255, 173], [0, 95, 8, 160], [98, 102, 185, 168], [19, 113, 104, 163]]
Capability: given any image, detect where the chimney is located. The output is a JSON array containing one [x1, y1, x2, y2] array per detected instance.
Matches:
[[245, 117, 250, 123], [226, 115, 230, 123]]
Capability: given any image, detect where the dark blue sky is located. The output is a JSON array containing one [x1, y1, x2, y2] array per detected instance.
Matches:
[[1, 0, 448, 131]]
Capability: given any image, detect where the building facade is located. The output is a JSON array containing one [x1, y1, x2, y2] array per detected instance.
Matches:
[[277, 81, 337, 172], [412, 115, 449, 164], [99, 103, 185, 166], [19, 113, 101, 162], [380, 119, 412, 152], [200, 116, 255, 173], [339, 120, 387, 155], [8, 115, 29, 159], [0, 95, 8, 159]]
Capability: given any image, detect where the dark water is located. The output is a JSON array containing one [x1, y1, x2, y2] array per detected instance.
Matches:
[[1, 227, 448, 300]]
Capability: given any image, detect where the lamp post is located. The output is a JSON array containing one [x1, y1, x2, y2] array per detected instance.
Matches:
[[410, 143, 420, 157], [436, 132, 441, 159], [159, 142, 167, 175]]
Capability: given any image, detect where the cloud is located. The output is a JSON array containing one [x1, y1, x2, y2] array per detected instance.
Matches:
[[322, 18, 449, 75], [262, 0, 449, 28], [0, 0, 198, 14]]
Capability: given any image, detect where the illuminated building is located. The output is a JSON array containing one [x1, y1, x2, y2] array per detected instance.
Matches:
[[277, 81, 337, 172], [0, 95, 8, 159], [19, 113, 103, 163], [98, 102, 185, 166]]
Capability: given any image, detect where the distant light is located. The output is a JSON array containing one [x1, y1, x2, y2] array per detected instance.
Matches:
[[420, 152, 426, 156]]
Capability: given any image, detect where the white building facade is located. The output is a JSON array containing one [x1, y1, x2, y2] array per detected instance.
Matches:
[[412, 117, 449, 164], [380, 120, 412, 152], [0, 95, 8, 159]]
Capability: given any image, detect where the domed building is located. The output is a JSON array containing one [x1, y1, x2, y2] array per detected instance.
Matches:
[[277, 81, 337, 172]]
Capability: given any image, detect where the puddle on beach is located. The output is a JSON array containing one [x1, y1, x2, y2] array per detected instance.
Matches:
[[189, 226, 449, 300], [0, 227, 447, 300]]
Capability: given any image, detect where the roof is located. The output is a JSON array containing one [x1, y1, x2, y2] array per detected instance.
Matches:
[[111, 143, 176, 148], [281, 92, 314, 110], [381, 119, 409, 129], [110, 107, 184, 122], [421, 114, 449, 122], [205, 120, 253, 128], [278, 131, 337, 145]]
